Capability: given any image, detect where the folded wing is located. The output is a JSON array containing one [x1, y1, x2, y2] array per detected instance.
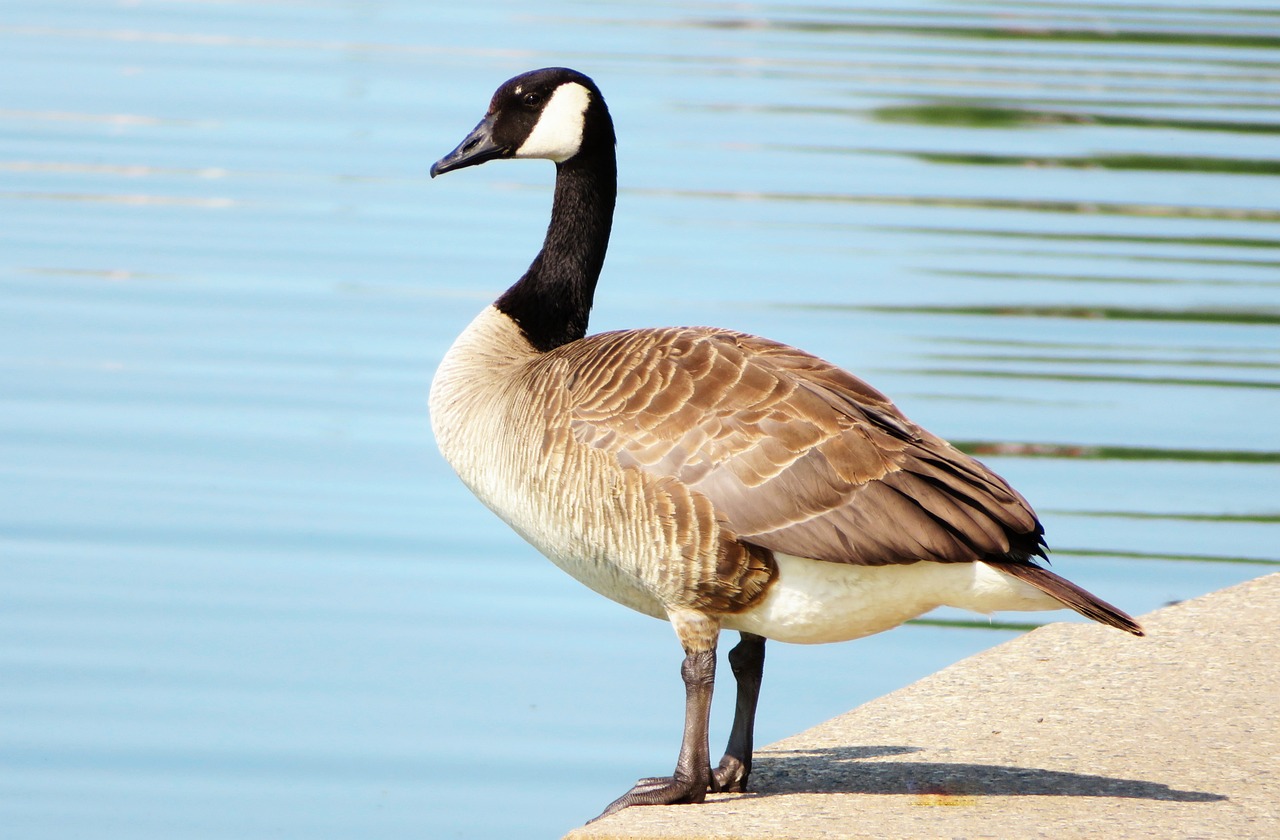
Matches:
[[558, 327, 1045, 568]]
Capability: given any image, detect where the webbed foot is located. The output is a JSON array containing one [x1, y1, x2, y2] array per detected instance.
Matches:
[[592, 770, 710, 822], [711, 754, 749, 793]]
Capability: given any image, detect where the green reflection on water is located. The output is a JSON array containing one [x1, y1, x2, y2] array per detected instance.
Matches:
[[883, 227, 1280, 251], [873, 103, 1280, 134], [960, 249, 1280, 270], [902, 367, 1280, 391], [727, 18, 1280, 51], [1052, 510, 1280, 524], [636, 187, 1280, 221], [929, 269, 1279, 289], [933, 336, 1280, 358], [933, 352, 1280, 370], [1055, 548, 1280, 567], [952, 441, 1280, 464], [908, 151, 1280, 176], [857, 304, 1280, 327]]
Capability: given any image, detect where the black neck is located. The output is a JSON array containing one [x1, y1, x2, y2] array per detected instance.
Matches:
[[495, 145, 617, 352]]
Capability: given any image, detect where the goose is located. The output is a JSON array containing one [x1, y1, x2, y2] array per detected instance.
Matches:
[[428, 67, 1143, 821]]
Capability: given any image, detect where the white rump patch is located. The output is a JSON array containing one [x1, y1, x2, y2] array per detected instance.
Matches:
[[514, 82, 591, 163], [723, 554, 1062, 645]]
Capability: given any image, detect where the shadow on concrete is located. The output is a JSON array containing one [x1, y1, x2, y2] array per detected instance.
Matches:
[[750, 746, 1226, 803]]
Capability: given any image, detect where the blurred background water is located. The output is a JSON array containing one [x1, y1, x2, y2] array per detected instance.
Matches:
[[2, 1, 1278, 838]]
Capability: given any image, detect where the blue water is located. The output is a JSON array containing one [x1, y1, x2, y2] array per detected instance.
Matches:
[[2, 2, 1278, 838]]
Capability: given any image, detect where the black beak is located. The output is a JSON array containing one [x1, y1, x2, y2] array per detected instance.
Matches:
[[430, 113, 506, 178]]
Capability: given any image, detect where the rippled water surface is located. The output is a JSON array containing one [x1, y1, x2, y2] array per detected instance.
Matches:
[[3, 2, 1278, 838]]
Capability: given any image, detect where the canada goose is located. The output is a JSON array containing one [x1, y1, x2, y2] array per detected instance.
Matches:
[[428, 67, 1143, 821]]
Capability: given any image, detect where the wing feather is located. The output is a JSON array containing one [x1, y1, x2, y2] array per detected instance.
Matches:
[[552, 326, 1044, 567]]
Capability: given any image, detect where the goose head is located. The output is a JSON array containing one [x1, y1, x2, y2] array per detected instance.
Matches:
[[430, 67, 615, 177]]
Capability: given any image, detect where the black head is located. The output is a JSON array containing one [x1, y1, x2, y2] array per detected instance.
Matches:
[[430, 68, 615, 177]]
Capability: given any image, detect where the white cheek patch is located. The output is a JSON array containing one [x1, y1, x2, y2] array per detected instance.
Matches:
[[514, 82, 591, 163]]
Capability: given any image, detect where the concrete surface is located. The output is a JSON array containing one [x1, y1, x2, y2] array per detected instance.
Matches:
[[567, 573, 1279, 839]]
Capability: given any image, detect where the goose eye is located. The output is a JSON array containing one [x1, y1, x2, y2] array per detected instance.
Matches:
[[522, 91, 543, 108]]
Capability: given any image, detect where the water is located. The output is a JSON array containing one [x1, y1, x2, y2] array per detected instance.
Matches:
[[2, 2, 1277, 838]]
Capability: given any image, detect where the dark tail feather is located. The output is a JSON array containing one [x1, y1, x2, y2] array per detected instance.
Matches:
[[998, 562, 1144, 636]]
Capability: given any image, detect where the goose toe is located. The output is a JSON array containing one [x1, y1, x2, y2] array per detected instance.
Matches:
[[712, 754, 750, 793], [592, 769, 711, 822]]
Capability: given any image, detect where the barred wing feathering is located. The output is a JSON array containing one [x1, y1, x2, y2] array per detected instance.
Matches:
[[559, 326, 1045, 569]]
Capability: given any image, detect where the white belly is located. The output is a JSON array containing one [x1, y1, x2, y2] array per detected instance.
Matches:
[[724, 553, 1062, 644], [430, 306, 669, 620]]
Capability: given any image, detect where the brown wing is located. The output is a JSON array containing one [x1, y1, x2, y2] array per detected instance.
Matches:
[[555, 326, 1045, 567]]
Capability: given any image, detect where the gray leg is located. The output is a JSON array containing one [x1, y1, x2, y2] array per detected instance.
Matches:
[[712, 632, 766, 793], [592, 648, 717, 821]]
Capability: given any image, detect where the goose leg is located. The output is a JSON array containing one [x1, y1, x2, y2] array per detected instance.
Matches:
[[593, 614, 718, 822], [712, 632, 766, 793]]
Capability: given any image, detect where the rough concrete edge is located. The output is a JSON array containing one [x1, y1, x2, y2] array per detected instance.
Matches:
[[563, 572, 1280, 840]]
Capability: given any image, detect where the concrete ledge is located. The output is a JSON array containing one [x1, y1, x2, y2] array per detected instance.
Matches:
[[568, 573, 1279, 839]]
